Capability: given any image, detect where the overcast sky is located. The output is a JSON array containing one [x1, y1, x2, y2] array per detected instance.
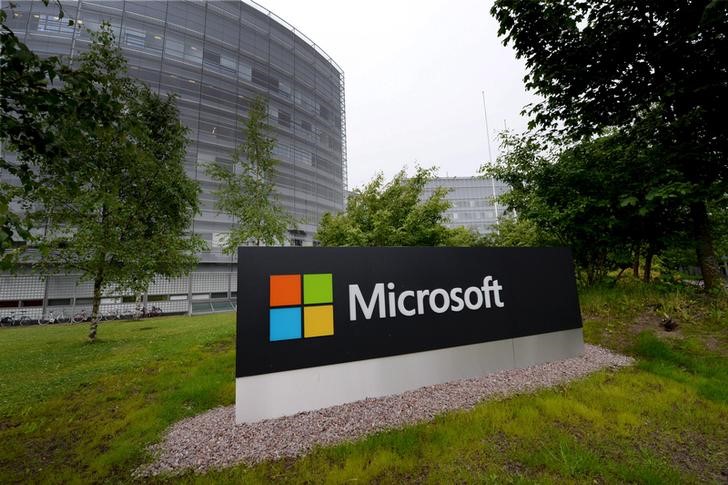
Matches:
[[258, 0, 537, 189]]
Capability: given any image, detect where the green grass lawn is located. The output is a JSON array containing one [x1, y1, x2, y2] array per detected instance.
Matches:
[[1, 282, 726, 484]]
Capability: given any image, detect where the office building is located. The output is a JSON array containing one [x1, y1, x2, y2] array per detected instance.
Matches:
[[423, 177, 509, 234], [3, 0, 346, 257], [0, 0, 346, 315]]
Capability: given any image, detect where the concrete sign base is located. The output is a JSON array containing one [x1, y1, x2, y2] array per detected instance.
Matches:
[[235, 327, 583, 423]]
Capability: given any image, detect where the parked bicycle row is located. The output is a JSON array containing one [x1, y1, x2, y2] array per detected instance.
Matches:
[[0, 305, 164, 327]]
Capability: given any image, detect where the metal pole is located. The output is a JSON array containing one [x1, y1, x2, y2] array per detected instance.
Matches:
[[68, 0, 83, 66], [71, 278, 76, 316], [481, 91, 493, 164], [187, 273, 193, 316], [482, 91, 500, 223], [42, 275, 49, 318]]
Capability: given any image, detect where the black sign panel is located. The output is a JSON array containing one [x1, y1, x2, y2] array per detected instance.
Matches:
[[236, 247, 582, 378]]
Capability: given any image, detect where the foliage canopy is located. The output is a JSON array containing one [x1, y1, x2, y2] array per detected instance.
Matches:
[[206, 96, 294, 251], [21, 25, 204, 339], [483, 131, 686, 284], [1, 2, 99, 268], [317, 168, 477, 247], [491, 0, 728, 290]]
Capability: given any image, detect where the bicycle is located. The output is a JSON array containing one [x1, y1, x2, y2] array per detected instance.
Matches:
[[39, 309, 68, 325], [71, 309, 90, 324], [0, 311, 30, 327], [132, 304, 163, 319], [100, 308, 123, 321], [147, 305, 163, 318]]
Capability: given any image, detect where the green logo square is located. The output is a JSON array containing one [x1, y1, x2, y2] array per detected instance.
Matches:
[[303, 273, 333, 304]]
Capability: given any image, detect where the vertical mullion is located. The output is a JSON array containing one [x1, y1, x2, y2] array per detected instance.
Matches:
[[300, 273, 305, 338]]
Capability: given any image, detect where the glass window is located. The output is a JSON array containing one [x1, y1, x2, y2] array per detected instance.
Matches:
[[123, 20, 164, 54], [313, 154, 337, 175], [319, 104, 330, 121], [295, 61, 315, 86], [36, 14, 75, 34], [20, 299, 42, 307], [294, 148, 313, 166], [164, 35, 184, 59], [203, 48, 221, 65], [48, 298, 72, 306], [165, 4, 204, 32], [146, 31, 164, 52], [212, 301, 234, 312], [238, 61, 252, 82], [185, 41, 203, 64], [124, 27, 146, 49], [270, 23, 293, 48], [6, 7, 30, 31], [278, 80, 291, 97], [278, 110, 291, 128], [294, 91, 315, 113], [272, 143, 292, 161], [220, 17, 241, 46], [197, 152, 216, 165], [221, 52, 237, 70], [270, 42, 293, 71], [252, 68, 277, 89], [125, 1, 166, 17]]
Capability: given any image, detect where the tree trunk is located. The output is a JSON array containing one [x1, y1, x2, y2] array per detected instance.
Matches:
[[90, 204, 108, 341], [134, 294, 143, 320], [690, 201, 724, 292], [586, 264, 595, 286], [632, 244, 641, 278], [88, 272, 103, 341], [643, 245, 654, 283]]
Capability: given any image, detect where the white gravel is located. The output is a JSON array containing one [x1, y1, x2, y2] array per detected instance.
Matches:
[[136, 344, 632, 477]]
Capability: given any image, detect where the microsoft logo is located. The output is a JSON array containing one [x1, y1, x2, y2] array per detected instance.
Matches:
[[269, 273, 334, 341]]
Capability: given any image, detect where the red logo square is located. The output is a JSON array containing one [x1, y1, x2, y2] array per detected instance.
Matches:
[[270, 274, 301, 307]]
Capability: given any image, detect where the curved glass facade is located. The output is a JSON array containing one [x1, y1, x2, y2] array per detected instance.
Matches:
[[5, 0, 346, 264]]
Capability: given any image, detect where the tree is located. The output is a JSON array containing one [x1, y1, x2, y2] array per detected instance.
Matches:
[[481, 216, 554, 249], [711, 200, 728, 268], [483, 131, 684, 285], [1, 1, 94, 269], [24, 25, 204, 341], [491, 0, 728, 291], [444, 226, 483, 247], [206, 96, 293, 251], [316, 167, 454, 247]]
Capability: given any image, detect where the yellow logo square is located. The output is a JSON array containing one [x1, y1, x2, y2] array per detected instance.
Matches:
[[303, 305, 334, 338]]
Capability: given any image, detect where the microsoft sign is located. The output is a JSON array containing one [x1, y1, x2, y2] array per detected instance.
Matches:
[[236, 247, 583, 423], [348, 276, 505, 320]]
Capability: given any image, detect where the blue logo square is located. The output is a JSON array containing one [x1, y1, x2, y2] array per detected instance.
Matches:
[[269, 307, 302, 341]]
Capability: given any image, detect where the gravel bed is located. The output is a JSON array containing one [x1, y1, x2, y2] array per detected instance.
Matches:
[[136, 344, 632, 477]]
